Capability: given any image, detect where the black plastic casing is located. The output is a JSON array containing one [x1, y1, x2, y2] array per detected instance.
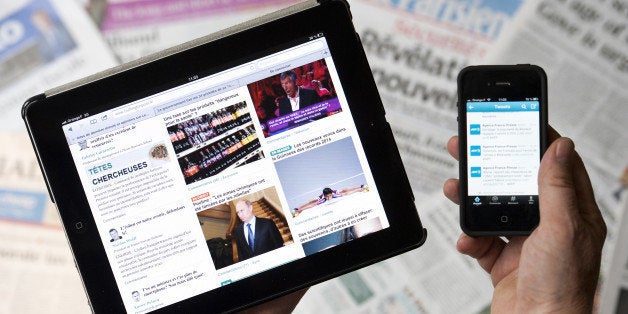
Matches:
[[457, 65, 548, 236], [22, 0, 426, 312]]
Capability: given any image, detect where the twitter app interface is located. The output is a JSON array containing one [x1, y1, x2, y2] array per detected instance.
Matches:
[[466, 100, 540, 200]]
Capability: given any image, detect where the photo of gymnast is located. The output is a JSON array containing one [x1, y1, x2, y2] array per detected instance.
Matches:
[[294, 185, 368, 214], [275, 137, 370, 217]]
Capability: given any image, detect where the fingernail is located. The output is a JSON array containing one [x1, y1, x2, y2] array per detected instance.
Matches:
[[555, 138, 574, 162]]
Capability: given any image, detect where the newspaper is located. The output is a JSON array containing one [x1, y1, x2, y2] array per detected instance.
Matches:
[[4, 0, 624, 313], [298, 1, 628, 313], [0, 0, 114, 311], [484, 0, 628, 277], [350, 0, 523, 199], [296, 0, 525, 312], [0, 0, 117, 131], [81, 0, 299, 62], [0, 132, 90, 314]]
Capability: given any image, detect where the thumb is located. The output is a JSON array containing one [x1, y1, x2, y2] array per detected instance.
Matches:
[[538, 137, 579, 226]]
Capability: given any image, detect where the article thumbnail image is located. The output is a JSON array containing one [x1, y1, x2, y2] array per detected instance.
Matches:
[[169, 101, 265, 184], [302, 217, 382, 256], [196, 187, 293, 270], [0, 0, 76, 89], [247, 59, 341, 137], [274, 137, 369, 217]]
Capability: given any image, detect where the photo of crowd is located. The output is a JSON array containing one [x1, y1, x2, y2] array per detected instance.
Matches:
[[247, 59, 341, 137]]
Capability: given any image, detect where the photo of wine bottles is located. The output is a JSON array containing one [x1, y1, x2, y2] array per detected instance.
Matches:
[[168, 101, 264, 184]]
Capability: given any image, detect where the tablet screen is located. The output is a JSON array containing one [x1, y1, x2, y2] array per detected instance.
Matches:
[[61, 34, 390, 312]]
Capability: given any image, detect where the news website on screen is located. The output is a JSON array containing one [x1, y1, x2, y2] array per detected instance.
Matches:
[[62, 36, 390, 313]]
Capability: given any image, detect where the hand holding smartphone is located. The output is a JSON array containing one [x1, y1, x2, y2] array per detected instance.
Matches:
[[457, 65, 548, 236]]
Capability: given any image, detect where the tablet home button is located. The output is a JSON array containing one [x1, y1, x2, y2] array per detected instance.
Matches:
[[75, 222, 84, 230], [499, 215, 509, 223]]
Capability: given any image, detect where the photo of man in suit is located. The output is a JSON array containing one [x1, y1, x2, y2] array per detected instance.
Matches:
[[277, 70, 323, 115], [233, 200, 284, 261]]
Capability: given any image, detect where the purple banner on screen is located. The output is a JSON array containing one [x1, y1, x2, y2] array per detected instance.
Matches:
[[267, 98, 342, 136]]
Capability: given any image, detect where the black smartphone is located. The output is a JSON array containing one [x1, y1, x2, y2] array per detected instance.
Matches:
[[457, 65, 548, 236]]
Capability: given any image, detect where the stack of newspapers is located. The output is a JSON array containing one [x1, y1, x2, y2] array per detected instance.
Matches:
[[1, 0, 626, 313]]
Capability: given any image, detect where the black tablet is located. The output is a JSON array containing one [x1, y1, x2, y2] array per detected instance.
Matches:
[[22, 0, 426, 312]]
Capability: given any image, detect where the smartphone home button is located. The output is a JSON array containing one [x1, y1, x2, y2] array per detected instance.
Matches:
[[499, 215, 509, 223]]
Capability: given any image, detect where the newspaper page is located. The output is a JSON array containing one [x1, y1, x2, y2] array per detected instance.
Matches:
[[0, 0, 117, 131], [0, 132, 90, 314], [600, 198, 628, 314], [80, 0, 299, 62], [350, 0, 524, 199], [296, 0, 524, 312], [485, 0, 628, 276]]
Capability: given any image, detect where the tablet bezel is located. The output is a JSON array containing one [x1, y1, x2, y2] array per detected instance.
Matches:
[[23, 0, 426, 312]]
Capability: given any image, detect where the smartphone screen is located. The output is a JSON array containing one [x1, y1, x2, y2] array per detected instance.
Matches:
[[458, 65, 547, 235], [465, 99, 540, 209]]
